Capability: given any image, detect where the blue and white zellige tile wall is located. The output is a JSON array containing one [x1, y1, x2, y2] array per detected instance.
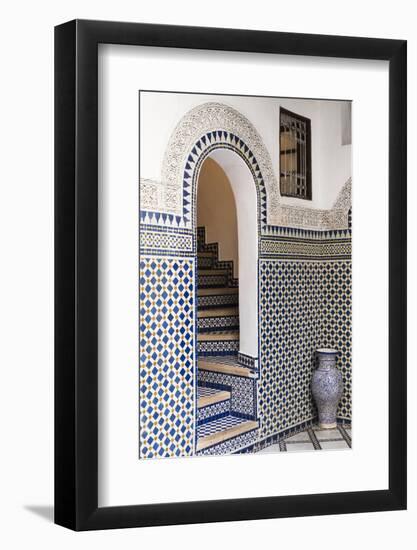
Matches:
[[139, 238, 196, 458], [139, 101, 352, 457], [258, 236, 352, 444]]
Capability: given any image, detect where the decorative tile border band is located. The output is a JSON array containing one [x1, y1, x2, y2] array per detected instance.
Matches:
[[140, 228, 194, 255], [237, 352, 259, 371], [260, 238, 351, 259]]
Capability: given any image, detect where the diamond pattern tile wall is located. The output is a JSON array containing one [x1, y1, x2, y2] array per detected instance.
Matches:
[[316, 261, 352, 420], [259, 259, 352, 440], [139, 123, 352, 457], [198, 371, 257, 419], [139, 257, 195, 458]]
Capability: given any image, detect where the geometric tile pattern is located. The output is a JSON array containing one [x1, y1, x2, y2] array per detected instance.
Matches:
[[158, 104, 272, 229], [187, 137, 266, 232], [197, 415, 249, 437], [197, 424, 259, 456], [260, 237, 351, 259], [145, 128, 266, 232], [198, 272, 229, 288], [153, 101, 350, 232], [139, 256, 195, 458], [197, 255, 214, 269], [197, 227, 238, 286], [198, 371, 257, 420], [259, 259, 352, 440], [316, 261, 352, 420], [197, 386, 222, 398], [237, 352, 259, 371], [139, 105, 352, 459], [199, 355, 247, 367], [194, 227, 257, 455], [198, 293, 239, 309], [198, 314, 240, 333], [197, 226, 209, 250], [140, 227, 194, 255], [197, 398, 230, 425], [197, 337, 240, 356], [255, 424, 351, 453], [138, 222, 351, 459]]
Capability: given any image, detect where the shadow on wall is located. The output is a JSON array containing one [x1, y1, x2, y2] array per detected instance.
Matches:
[[24, 505, 54, 523], [197, 158, 239, 277]]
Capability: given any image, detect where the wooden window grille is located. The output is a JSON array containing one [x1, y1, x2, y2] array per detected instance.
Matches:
[[279, 108, 312, 200]]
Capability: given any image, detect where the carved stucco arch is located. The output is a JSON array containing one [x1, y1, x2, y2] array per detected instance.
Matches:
[[139, 101, 351, 232], [160, 102, 278, 231]]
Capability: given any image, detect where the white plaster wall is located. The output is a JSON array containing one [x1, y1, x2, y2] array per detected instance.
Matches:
[[197, 158, 239, 277], [140, 91, 351, 210], [208, 149, 259, 358], [317, 100, 352, 207]]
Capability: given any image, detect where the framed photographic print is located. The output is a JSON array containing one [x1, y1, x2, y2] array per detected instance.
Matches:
[[54, 20, 407, 530]]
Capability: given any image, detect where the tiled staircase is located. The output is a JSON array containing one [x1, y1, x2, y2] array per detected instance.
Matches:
[[196, 227, 259, 455]]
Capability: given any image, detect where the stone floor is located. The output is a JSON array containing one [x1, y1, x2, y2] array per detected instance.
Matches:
[[256, 424, 352, 453]]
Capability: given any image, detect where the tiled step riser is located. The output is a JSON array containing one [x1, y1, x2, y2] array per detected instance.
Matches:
[[198, 364, 257, 420], [196, 227, 206, 250], [197, 428, 259, 456], [197, 399, 231, 426], [196, 414, 259, 453], [198, 273, 229, 288], [198, 340, 240, 356], [198, 294, 239, 309], [198, 243, 218, 256], [198, 256, 215, 269], [198, 315, 239, 332]]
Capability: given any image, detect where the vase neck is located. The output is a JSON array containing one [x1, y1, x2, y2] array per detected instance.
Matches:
[[316, 352, 337, 370]]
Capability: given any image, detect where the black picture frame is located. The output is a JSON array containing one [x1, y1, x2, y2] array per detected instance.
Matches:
[[55, 19, 407, 531]]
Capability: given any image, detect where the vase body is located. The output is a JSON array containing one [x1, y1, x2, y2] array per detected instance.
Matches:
[[311, 349, 343, 429]]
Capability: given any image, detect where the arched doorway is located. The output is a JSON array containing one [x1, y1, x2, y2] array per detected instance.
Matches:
[[194, 150, 259, 455], [140, 103, 273, 456], [196, 156, 240, 359], [139, 103, 277, 458]]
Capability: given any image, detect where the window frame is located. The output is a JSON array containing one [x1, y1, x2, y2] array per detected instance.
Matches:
[[279, 106, 312, 201]]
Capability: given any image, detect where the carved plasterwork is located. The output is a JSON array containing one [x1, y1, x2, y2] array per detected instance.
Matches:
[[160, 102, 279, 219], [273, 178, 351, 231], [332, 177, 352, 210], [140, 102, 352, 231]]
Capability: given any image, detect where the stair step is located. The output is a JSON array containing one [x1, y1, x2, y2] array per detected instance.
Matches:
[[198, 257, 215, 269], [197, 416, 259, 451], [198, 306, 239, 318], [198, 251, 216, 257], [197, 387, 231, 426], [197, 331, 239, 342], [198, 387, 231, 408], [198, 357, 255, 378], [198, 273, 229, 289], [197, 334, 239, 355], [198, 269, 229, 276], [198, 287, 238, 296], [197, 306, 239, 333]]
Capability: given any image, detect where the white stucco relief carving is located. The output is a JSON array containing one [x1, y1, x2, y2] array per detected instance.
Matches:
[[140, 102, 351, 231]]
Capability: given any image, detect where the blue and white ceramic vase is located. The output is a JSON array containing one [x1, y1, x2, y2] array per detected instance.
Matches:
[[311, 349, 343, 429]]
